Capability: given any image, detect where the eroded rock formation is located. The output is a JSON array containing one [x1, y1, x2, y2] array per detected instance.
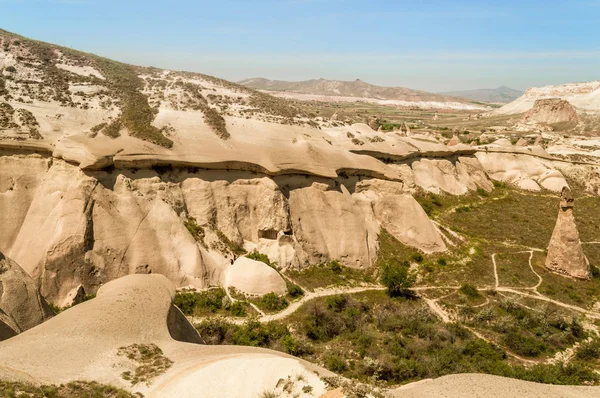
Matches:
[[546, 187, 591, 279], [523, 98, 579, 125], [0, 251, 53, 340]]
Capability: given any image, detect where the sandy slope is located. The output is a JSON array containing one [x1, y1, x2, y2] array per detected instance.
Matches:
[[393, 374, 600, 398]]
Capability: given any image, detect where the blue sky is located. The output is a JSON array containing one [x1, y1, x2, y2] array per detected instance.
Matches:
[[1, 0, 599, 91]]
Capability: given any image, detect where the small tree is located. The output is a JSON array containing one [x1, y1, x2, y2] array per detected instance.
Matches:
[[381, 260, 415, 297]]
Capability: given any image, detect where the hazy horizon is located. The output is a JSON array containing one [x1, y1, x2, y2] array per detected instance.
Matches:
[[2, 0, 599, 92]]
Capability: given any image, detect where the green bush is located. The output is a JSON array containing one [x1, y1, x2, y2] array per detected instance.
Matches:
[[229, 301, 246, 317], [381, 260, 416, 297], [576, 339, 600, 361], [174, 289, 226, 316], [410, 253, 424, 263], [503, 331, 546, 357], [328, 260, 343, 273], [287, 282, 304, 298], [260, 293, 289, 312], [459, 284, 481, 299], [5, 66, 16, 73], [246, 251, 271, 266], [324, 353, 348, 372]]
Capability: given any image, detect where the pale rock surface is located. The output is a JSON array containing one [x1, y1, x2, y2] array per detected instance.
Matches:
[[546, 187, 591, 279], [475, 152, 568, 192], [182, 177, 291, 246], [411, 157, 492, 195], [523, 98, 579, 125], [0, 274, 332, 397], [0, 155, 50, 252], [393, 373, 600, 398], [0, 252, 53, 340], [8, 160, 99, 306], [226, 257, 287, 296], [289, 185, 378, 267], [354, 180, 446, 253]]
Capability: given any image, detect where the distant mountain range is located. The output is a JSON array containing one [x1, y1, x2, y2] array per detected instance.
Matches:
[[440, 86, 524, 103], [238, 77, 475, 105]]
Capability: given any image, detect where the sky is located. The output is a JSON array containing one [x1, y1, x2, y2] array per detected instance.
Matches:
[[1, 0, 599, 92]]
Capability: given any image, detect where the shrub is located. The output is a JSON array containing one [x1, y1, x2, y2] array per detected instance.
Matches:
[[246, 251, 271, 266], [503, 331, 546, 357], [324, 353, 347, 372], [260, 293, 289, 312], [576, 339, 600, 361], [174, 288, 226, 316], [326, 295, 348, 312], [381, 260, 416, 297], [5, 66, 16, 73], [229, 301, 246, 317], [328, 260, 343, 273], [287, 282, 304, 298], [90, 122, 107, 133], [102, 119, 122, 138], [184, 216, 206, 246], [410, 253, 424, 263], [459, 284, 481, 299]]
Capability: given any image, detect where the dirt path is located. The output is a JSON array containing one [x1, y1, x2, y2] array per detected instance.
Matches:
[[492, 253, 499, 288], [261, 285, 385, 322], [423, 298, 451, 323]]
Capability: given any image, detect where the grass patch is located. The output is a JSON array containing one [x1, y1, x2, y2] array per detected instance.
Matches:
[[215, 230, 247, 256], [533, 252, 600, 308], [496, 252, 540, 288], [184, 216, 206, 248], [0, 380, 135, 398], [117, 343, 173, 386], [285, 260, 376, 292], [441, 190, 558, 249]]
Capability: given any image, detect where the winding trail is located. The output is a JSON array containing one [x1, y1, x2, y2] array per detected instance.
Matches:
[[262, 285, 385, 322], [188, 246, 600, 367]]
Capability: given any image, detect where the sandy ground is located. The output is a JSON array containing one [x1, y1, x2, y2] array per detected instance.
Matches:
[[393, 373, 600, 398]]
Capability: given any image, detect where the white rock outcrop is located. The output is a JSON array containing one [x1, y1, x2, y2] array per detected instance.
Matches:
[[226, 257, 287, 296]]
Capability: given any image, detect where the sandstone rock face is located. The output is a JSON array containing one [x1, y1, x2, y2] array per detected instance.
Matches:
[[0, 155, 50, 252], [546, 187, 591, 279], [354, 181, 446, 253], [412, 157, 493, 195], [0, 252, 53, 340], [289, 185, 378, 268], [476, 152, 568, 192], [226, 257, 287, 296], [523, 98, 579, 125]]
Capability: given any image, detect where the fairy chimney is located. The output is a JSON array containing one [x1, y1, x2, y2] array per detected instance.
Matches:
[[545, 186, 591, 279]]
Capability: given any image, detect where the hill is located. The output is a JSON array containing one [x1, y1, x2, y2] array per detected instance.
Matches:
[[239, 77, 488, 110], [494, 81, 600, 115], [440, 86, 523, 103]]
